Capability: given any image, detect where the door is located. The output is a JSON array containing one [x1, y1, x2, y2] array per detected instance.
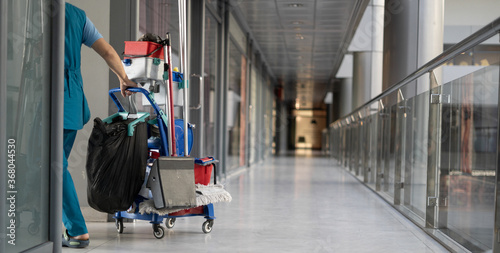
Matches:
[[1, 0, 63, 252]]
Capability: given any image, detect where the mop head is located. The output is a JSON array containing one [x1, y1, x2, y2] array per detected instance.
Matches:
[[138, 184, 231, 216]]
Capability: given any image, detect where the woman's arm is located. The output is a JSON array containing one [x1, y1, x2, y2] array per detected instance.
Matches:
[[91, 38, 137, 97]]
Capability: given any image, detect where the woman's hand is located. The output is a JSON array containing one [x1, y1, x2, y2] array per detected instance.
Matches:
[[120, 77, 138, 97]]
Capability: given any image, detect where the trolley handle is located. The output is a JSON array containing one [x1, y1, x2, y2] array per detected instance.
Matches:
[[108, 87, 163, 116], [108, 87, 171, 156]]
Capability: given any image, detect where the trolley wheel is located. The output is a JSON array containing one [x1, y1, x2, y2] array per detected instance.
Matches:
[[165, 218, 176, 229], [152, 224, 165, 239], [115, 218, 124, 234], [202, 220, 214, 234]]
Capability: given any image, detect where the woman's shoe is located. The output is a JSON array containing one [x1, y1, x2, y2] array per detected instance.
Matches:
[[62, 230, 90, 248]]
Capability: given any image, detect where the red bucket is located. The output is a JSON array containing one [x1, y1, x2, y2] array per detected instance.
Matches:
[[194, 163, 213, 185], [124, 41, 164, 59]]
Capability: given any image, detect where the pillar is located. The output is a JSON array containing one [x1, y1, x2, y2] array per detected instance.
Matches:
[[382, 0, 444, 93], [350, 0, 384, 110]]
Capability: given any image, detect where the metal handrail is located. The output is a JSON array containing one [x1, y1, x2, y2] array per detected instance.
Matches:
[[331, 17, 500, 126]]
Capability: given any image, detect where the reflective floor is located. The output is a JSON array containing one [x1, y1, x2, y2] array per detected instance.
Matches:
[[63, 153, 450, 253]]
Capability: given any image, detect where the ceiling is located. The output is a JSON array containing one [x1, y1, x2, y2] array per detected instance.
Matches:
[[230, 0, 369, 109]]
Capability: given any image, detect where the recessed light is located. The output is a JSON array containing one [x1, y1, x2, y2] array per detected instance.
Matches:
[[288, 3, 303, 7]]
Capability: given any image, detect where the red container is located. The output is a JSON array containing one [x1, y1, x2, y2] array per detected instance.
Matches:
[[194, 164, 213, 185], [124, 41, 164, 59], [169, 206, 204, 216]]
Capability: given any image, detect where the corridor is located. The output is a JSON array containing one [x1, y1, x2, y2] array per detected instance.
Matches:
[[63, 153, 450, 252]]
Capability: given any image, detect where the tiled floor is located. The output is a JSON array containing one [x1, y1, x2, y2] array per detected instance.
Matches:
[[63, 154, 450, 252]]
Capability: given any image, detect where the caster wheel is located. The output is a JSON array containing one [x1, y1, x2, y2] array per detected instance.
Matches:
[[202, 220, 214, 234], [115, 219, 124, 234], [166, 218, 176, 229], [28, 223, 39, 235], [153, 225, 165, 239]]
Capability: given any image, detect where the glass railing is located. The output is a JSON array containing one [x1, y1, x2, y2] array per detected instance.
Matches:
[[328, 18, 500, 252]]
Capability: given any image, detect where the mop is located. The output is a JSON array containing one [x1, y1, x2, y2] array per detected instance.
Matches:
[[139, 184, 232, 215]]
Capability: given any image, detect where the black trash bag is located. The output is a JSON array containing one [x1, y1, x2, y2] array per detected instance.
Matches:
[[86, 117, 148, 213]]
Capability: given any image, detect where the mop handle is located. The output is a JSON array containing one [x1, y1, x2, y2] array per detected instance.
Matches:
[[178, 0, 189, 157], [165, 33, 176, 156]]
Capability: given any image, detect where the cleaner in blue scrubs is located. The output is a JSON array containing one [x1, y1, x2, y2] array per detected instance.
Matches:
[[62, 3, 136, 248]]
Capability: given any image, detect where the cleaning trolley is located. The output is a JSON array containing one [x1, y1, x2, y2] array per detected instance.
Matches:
[[85, 0, 230, 239]]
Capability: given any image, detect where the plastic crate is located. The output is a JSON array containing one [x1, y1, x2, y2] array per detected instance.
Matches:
[[124, 41, 164, 59], [122, 57, 164, 81]]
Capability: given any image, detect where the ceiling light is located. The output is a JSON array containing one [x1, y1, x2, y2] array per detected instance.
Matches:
[[288, 4, 303, 7], [291, 21, 303, 25], [295, 34, 304, 40]]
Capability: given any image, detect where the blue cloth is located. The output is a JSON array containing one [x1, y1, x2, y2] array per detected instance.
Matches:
[[82, 17, 103, 47], [62, 3, 98, 237], [62, 129, 88, 236], [64, 3, 102, 130]]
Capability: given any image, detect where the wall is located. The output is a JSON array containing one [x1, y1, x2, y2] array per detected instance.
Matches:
[[65, 0, 111, 221], [443, 1, 499, 44], [293, 110, 327, 150], [444, 0, 499, 26]]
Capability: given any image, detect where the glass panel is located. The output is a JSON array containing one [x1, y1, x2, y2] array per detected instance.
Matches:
[[442, 64, 499, 250], [347, 125, 353, 170], [139, 0, 180, 57], [350, 122, 357, 173], [226, 39, 246, 171], [356, 121, 362, 176], [204, 11, 218, 156], [384, 104, 397, 197], [394, 99, 406, 203], [403, 97, 414, 207], [137, 0, 182, 116], [229, 14, 246, 55], [206, 0, 219, 14], [330, 19, 499, 253], [264, 80, 273, 158], [4, 0, 51, 251], [408, 90, 430, 218], [375, 106, 384, 190], [359, 118, 365, 178], [368, 108, 378, 187], [249, 66, 257, 165]]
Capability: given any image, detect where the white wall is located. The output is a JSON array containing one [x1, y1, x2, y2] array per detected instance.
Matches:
[[444, 0, 500, 44], [65, 0, 111, 221], [444, 0, 499, 26]]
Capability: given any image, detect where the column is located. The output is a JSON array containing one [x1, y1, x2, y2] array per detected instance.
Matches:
[[350, 0, 384, 110], [382, 0, 444, 92]]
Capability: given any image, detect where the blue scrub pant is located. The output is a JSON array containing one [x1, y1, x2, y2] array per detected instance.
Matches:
[[62, 129, 88, 236]]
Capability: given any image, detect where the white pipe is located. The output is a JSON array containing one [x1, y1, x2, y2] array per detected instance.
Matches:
[[178, 0, 189, 156]]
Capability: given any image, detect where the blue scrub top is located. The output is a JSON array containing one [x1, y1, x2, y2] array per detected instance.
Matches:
[[64, 3, 102, 130]]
